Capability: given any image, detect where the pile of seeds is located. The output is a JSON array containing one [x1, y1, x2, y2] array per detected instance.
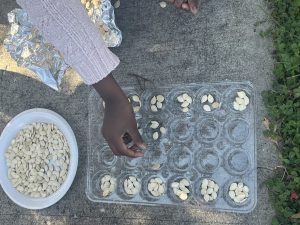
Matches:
[[201, 94, 221, 112], [129, 95, 142, 113], [171, 179, 190, 201], [150, 120, 167, 140], [200, 179, 219, 202], [233, 91, 249, 111], [150, 95, 165, 112], [123, 176, 140, 195], [5, 123, 70, 198], [228, 182, 249, 203], [100, 175, 116, 197], [148, 177, 165, 197], [177, 93, 192, 112]]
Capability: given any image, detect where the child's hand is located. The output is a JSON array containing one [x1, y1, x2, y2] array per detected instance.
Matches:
[[102, 97, 146, 157], [93, 74, 146, 158], [168, 0, 198, 14]]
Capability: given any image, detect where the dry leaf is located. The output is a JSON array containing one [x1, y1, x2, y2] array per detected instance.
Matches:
[[290, 212, 300, 219], [263, 117, 270, 130]]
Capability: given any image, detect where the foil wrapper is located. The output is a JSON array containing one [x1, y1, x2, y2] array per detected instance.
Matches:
[[3, 0, 122, 91], [90, 0, 122, 47]]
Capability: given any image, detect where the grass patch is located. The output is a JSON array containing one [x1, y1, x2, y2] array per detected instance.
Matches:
[[262, 0, 300, 224]]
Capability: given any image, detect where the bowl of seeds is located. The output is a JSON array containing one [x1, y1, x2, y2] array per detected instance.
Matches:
[[0, 108, 78, 209]]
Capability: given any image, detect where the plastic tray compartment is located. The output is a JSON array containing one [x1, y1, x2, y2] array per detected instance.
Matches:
[[87, 82, 257, 213]]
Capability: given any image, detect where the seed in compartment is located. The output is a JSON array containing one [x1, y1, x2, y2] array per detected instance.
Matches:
[[200, 179, 219, 202], [177, 93, 192, 112], [100, 175, 116, 197], [207, 94, 214, 103], [200, 93, 221, 111], [151, 96, 157, 105], [171, 178, 190, 201], [151, 105, 158, 112], [150, 94, 165, 112], [211, 102, 221, 109], [203, 104, 211, 112], [151, 163, 161, 171], [157, 102, 163, 109], [233, 91, 249, 111], [228, 182, 249, 203], [157, 95, 165, 102], [177, 95, 184, 103], [150, 121, 159, 129], [153, 132, 159, 140], [128, 95, 142, 113], [182, 107, 189, 113], [201, 95, 208, 103], [160, 127, 167, 134], [149, 120, 167, 140], [148, 177, 165, 197], [132, 95, 140, 102], [123, 176, 140, 195]]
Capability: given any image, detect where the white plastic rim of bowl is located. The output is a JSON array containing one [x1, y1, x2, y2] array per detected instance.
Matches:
[[0, 108, 78, 209]]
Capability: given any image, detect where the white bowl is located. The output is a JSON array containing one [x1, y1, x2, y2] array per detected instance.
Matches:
[[0, 108, 78, 209]]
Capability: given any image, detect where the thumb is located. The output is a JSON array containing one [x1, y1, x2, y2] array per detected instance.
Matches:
[[129, 128, 146, 150]]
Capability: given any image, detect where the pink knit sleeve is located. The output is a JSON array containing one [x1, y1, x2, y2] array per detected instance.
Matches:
[[16, 0, 120, 85]]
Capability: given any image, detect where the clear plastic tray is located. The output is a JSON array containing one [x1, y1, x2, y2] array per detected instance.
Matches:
[[87, 82, 257, 213]]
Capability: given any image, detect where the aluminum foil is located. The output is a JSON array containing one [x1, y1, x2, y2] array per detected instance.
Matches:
[[91, 0, 122, 47], [3, 0, 122, 91]]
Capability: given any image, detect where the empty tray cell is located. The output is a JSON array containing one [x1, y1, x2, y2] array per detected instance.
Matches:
[[170, 118, 194, 143], [224, 148, 250, 176], [168, 146, 193, 172], [196, 118, 220, 143], [124, 156, 143, 170], [225, 118, 250, 144], [96, 146, 118, 168], [195, 148, 220, 174]]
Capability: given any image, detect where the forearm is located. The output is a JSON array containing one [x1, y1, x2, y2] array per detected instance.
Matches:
[[93, 74, 127, 103]]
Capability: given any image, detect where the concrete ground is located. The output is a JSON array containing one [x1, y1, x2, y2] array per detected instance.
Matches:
[[0, 0, 278, 224]]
